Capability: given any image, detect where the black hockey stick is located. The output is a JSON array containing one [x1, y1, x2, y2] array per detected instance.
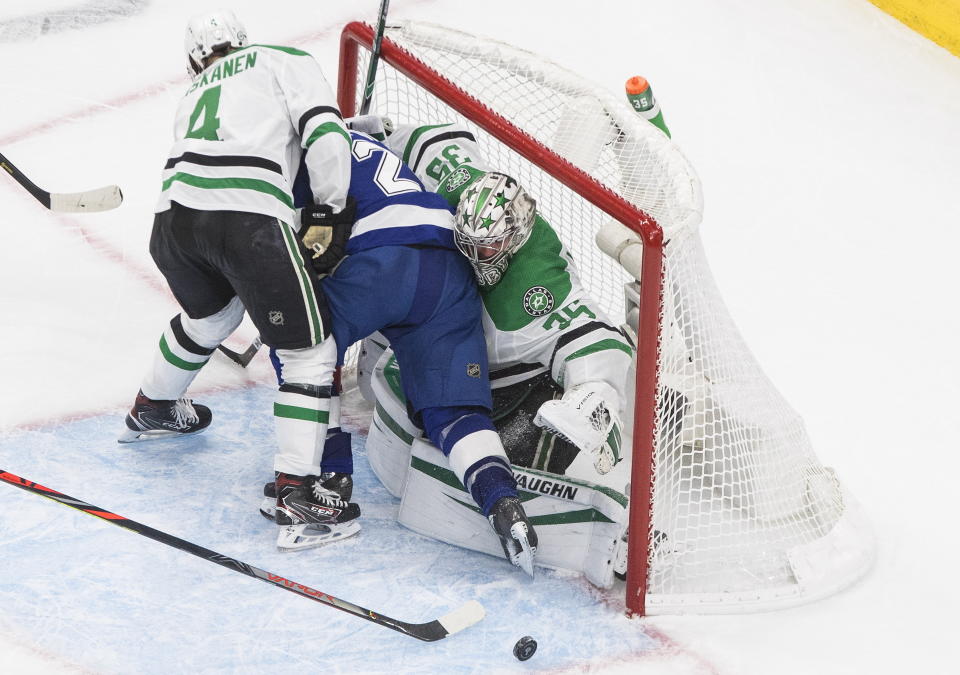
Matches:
[[359, 0, 390, 115], [217, 336, 262, 368], [0, 151, 122, 212], [0, 469, 484, 642]]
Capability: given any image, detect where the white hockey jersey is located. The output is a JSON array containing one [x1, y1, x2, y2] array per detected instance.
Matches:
[[157, 45, 350, 224], [383, 121, 633, 402]]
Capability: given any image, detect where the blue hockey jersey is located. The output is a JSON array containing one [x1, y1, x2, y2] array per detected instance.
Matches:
[[293, 131, 456, 253]]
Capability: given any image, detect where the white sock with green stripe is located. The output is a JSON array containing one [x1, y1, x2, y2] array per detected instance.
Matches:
[[274, 383, 332, 476], [140, 299, 243, 400]]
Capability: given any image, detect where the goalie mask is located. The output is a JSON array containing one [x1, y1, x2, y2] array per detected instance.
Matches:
[[454, 172, 536, 286], [184, 9, 249, 77]]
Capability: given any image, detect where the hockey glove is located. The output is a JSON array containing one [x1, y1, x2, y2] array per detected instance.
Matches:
[[533, 381, 624, 475], [301, 196, 356, 275]]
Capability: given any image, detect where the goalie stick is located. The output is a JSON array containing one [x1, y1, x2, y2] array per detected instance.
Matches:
[[0, 151, 122, 213], [359, 0, 390, 115], [0, 469, 484, 642]]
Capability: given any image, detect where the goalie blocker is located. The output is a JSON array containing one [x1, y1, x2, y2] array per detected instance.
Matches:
[[365, 347, 631, 587]]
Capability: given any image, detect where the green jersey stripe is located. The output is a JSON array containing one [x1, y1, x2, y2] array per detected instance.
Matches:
[[159, 335, 207, 371], [278, 222, 324, 343], [304, 122, 351, 149], [161, 172, 293, 209], [563, 338, 634, 363], [273, 403, 330, 424]]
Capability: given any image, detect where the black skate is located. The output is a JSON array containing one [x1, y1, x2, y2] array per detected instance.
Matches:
[[118, 390, 212, 443], [488, 496, 538, 577], [259, 472, 353, 520], [274, 473, 360, 551]]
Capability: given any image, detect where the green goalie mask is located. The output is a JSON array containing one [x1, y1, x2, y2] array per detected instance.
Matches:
[[454, 172, 537, 286]]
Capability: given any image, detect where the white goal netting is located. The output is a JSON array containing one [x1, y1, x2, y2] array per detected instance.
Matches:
[[343, 21, 875, 613]]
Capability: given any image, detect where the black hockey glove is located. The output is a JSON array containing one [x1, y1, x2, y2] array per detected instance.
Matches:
[[300, 196, 356, 275]]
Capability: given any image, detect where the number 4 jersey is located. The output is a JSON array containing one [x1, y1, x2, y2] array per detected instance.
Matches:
[[384, 122, 633, 397], [157, 44, 351, 224]]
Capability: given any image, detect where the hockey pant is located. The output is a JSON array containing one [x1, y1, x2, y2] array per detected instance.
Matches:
[[320, 245, 516, 514], [146, 204, 339, 477]]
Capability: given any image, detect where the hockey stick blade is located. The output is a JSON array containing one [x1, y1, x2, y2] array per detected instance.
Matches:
[[49, 185, 123, 213], [217, 336, 262, 368], [1, 152, 123, 212], [0, 469, 484, 642]]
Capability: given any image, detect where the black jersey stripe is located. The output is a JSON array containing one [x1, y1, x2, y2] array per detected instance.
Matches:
[[548, 321, 625, 374], [411, 130, 477, 173], [164, 152, 282, 174], [298, 106, 343, 137], [490, 362, 545, 381], [170, 315, 215, 357]]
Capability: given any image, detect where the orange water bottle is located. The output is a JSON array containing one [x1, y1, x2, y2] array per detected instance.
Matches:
[[625, 75, 671, 138]]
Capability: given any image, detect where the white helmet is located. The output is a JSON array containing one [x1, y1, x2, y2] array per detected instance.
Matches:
[[454, 172, 537, 286], [184, 9, 249, 77]]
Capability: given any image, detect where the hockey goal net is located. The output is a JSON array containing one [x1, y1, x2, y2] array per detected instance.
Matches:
[[338, 21, 875, 615]]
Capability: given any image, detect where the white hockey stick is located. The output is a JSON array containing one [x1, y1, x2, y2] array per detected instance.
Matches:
[[0, 151, 123, 213]]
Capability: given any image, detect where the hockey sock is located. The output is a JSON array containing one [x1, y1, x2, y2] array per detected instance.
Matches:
[[420, 406, 495, 456], [273, 383, 332, 476], [463, 455, 517, 517], [140, 314, 215, 400], [320, 430, 353, 474], [140, 298, 244, 399], [442, 426, 517, 517]]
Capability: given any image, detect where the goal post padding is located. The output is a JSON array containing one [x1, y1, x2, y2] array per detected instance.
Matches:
[[336, 20, 875, 616]]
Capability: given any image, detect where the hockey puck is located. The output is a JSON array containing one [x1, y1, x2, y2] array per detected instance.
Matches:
[[513, 636, 537, 661]]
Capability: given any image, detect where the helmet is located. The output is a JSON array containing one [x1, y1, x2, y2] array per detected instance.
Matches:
[[454, 172, 536, 286], [184, 10, 249, 77]]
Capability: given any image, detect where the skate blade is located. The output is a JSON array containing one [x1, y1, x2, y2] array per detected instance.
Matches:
[[276, 520, 361, 551], [117, 426, 207, 444], [509, 523, 537, 578], [259, 497, 277, 521]]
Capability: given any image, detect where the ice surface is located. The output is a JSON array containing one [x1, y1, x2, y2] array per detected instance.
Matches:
[[0, 386, 658, 673], [1, 0, 958, 673]]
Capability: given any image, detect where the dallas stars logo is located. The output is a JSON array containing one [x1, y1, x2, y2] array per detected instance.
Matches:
[[523, 286, 554, 316]]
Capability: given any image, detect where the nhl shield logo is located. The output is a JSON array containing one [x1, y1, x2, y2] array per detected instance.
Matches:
[[523, 286, 554, 316], [268, 310, 284, 326], [467, 363, 482, 378]]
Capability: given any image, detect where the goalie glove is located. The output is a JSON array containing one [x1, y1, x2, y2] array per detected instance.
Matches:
[[300, 196, 356, 275], [533, 381, 624, 475]]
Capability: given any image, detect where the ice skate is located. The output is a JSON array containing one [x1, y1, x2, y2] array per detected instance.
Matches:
[[118, 390, 212, 443], [273, 473, 360, 551], [488, 496, 538, 577], [259, 472, 353, 521]]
